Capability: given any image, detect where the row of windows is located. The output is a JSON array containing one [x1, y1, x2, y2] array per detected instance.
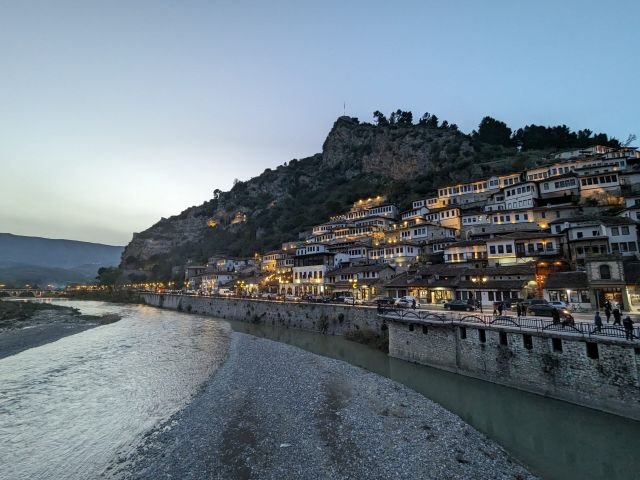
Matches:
[[611, 242, 637, 253], [580, 174, 618, 186], [370, 246, 417, 256], [294, 270, 323, 279], [446, 252, 487, 261], [506, 199, 533, 209], [493, 213, 530, 223], [506, 185, 533, 196], [489, 244, 513, 255], [575, 245, 608, 255], [610, 226, 630, 236], [543, 178, 577, 190]]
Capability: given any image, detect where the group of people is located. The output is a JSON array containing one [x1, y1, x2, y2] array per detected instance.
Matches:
[[593, 300, 635, 340]]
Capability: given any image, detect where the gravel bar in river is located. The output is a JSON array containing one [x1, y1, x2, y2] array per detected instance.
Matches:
[[117, 332, 536, 480]]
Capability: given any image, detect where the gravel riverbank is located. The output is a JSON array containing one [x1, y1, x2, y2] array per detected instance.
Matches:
[[0, 302, 120, 359], [117, 332, 536, 480]]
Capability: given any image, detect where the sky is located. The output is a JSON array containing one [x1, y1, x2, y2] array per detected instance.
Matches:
[[0, 0, 638, 246]]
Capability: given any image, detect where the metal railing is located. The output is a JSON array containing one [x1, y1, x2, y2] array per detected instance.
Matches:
[[379, 307, 640, 342]]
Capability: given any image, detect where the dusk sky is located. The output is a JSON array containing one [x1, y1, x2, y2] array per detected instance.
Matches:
[[1, 1, 638, 246]]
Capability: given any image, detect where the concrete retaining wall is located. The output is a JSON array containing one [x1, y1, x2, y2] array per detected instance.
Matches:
[[142, 293, 385, 336], [388, 319, 640, 421]]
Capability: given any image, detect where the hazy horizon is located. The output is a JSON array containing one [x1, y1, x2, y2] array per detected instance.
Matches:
[[1, 0, 638, 245]]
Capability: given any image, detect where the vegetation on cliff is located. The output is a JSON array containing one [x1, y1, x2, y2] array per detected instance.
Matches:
[[120, 111, 620, 280]]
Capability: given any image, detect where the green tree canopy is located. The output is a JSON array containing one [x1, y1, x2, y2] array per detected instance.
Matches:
[[474, 116, 513, 146]]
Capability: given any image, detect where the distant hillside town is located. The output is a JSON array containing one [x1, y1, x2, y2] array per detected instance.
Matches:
[[177, 144, 640, 313]]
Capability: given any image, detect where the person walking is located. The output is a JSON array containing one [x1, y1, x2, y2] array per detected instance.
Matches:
[[411, 299, 416, 310], [612, 307, 622, 326], [516, 303, 522, 318], [497, 302, 504, 316], [604, 304, 612, 324], [594, 311, 602, 333], [552, 307, 561, 325], [622, 316, 634, 340]]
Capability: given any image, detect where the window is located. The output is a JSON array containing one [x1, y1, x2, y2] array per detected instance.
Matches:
[[506, 245, 513, 254], [479, 329, 486, 343], [498, 245, 504, 254], [523, 334, 533, 350], [599, 264, 611, 280], [552, 338, 563, 353], [499, 331, 508, 346], [586, 342, 599, 359], [622, 226, 630, 235], [611, 227, 620, 236], [577, 232, 583, 239], [490, 246, 496, 254]]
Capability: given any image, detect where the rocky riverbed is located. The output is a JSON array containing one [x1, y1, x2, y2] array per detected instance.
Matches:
[[0, 300, 120, 359], [116, 332, 536, 480]]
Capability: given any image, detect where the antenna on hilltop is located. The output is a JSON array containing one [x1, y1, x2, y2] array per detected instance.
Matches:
[[343, 101, 346, 116]]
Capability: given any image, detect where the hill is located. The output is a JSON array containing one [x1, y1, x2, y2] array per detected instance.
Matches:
[[120, 112, 619, 280], [0, 233, 123, 287]]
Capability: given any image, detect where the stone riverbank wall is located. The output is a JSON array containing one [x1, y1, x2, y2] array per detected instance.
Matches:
[[141, 293, 384, 336], [387, 316, 640, 421], [142, 294, 640, 420]]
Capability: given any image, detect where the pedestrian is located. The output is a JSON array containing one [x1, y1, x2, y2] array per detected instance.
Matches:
[[612, 307, 622, 326], [622, 316, 634, 340], [516, 303, 522, 318], [411, 299, 416, 310], [594, 311, 602, 333], [552, 307, 560, 324], [498, 302, 504, 316], [604, 305, 612, 324]]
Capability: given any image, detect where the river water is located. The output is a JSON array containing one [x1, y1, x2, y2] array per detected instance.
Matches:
[[1, 300, 639, 480], [0, 301, 230, 480]]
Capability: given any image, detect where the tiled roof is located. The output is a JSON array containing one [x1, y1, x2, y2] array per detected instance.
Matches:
[[544, 272, 588, 289], [549, 216, 637, 226], [327, 264, 393, 275], [444, 240, 487, 248]]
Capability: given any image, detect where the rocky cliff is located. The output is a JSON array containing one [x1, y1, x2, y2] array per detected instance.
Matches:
[[120, 116, 538, 280]]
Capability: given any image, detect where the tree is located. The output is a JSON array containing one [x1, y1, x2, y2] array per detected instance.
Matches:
[[96, 267, 122, 292], [474, 116, 512, 146], [373, 110, 388, 127], [418, 112, 438, 128]]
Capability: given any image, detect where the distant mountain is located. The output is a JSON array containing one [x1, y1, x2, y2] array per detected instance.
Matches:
[[0, 233, 123, 286]]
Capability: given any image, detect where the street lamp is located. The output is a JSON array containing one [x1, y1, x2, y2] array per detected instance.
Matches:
[[471, 276, 488, 313], [352, 279, 358, 305]]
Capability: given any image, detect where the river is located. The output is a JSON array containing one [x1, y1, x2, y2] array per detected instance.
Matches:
[[1, 300, 638, 480]]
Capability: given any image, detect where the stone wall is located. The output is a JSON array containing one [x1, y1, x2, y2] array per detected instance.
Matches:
[[389, 318, 640, 421], [142, 293, 384, 336]]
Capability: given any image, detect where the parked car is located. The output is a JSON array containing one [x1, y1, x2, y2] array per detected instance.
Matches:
[[308, 295, 331, 303], [218, 288, 234, 297], [520, 299, 549, 308], [260, 293, 276, 300], [371, 296, 395, 306], [526, 303, 574, 321], [344, 297, 363, 305], [395, 296, 420, 308], [284, 294, 301, 302], [444, 300, 475, 312], [549, 301, 569, 310], [333, 294, 351, 303]]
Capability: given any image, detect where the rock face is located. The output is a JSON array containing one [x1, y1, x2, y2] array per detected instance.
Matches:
[[120, 116, 522, 279], [322, 116, 476, 180]]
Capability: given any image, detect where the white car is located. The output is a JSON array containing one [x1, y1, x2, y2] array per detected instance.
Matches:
[[395, 296, 420, 308], [549, 301, 570, 310]]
